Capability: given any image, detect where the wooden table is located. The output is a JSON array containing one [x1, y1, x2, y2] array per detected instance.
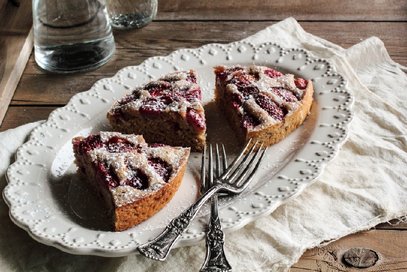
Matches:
[[1, 0, 406, 270]]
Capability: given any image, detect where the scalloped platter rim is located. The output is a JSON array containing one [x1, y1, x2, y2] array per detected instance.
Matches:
[[3, 41, 353, 256]]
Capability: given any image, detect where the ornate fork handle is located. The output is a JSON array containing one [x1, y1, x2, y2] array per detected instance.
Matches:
[[201, 194, 232, 272], [138, 184, 222, 261]]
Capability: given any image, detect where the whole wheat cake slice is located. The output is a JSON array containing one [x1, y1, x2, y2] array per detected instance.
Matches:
[[214, 65, 314, 146], [72, 131, 190, 231], [107, 70, 206, 151]]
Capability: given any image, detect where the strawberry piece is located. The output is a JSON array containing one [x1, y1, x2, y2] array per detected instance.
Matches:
[[148, 157, 172, 182], [124, 167, 149, 189], [255, 94, 285, 121], [242, 113, 260, 129], [186, 108, 206, 131], [106, 136, 135, 153], [264, 68, 283, 78], [294, 78, 308, 89]]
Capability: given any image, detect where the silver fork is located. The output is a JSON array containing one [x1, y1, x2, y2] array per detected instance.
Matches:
[[138, 139, 267, 261], [200, 144, 231, 272]]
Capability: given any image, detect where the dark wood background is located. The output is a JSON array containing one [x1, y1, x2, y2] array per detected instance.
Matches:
[[1, 0, 406, 270]]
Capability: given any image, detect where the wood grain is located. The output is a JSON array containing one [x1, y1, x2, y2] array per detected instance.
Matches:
[[30, 21, 407, 71], [0, 30, 33, 124], [0, 0, 32, 124], [12, 21, 407, 105], [0, 0, 32, 34], [0, 106, 55, 131], [375, 220, 407, 230], [291, 230, 407, 271], [156, 0, 407, 21]]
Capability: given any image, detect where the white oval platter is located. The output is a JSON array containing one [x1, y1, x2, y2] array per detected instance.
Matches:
[[3, 41, 353, 256]]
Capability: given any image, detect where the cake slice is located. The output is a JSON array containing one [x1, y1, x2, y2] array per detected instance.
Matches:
[[214, 65, 313, 146], [107, 70, 206, 151], [72, 131, 190, 231]]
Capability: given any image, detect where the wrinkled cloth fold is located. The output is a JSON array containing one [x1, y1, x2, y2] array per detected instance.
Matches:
[[0, 18, 406, 271]]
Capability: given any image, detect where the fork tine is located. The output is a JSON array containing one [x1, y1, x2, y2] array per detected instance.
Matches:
[[234, 145, 267, 188], [221, 144, 228, 170], [208, 144, 214, 190], [200, 145, 207, 194], [225, 141, 260, 182], [215, 144, 221, 178], [219, 139, 253, 180]]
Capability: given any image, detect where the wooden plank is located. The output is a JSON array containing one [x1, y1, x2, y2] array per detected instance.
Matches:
[[13, 21, 407, 105], [0, 0, 32, 33], [292, 230, 407, 271], [12, 74, 107, 105], [0, 106, 56, 131], [25, 21, 407, 74], [0, 31, 33, 124], [375, 220, 407, 230], [0, 0, 33, 125], [156, 0, 407, 21]]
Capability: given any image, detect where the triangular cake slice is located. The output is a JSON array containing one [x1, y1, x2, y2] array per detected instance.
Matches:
[[214, 65, 313, 146], [107, 70, 206, 151], [72, 131, 190, 231]]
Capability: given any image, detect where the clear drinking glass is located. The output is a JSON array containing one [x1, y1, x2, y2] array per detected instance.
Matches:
[[106, 0, 158, 29], [33, 0, 115, 73]]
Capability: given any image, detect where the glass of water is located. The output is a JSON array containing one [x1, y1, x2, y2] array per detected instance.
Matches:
[[106, 0, 158, 29], [33, 0, 115, 73]]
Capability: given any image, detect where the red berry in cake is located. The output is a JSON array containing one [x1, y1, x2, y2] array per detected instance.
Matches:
[[148, 157, 172, 182], [214, 66, 244, 82], [294, 78, 308, 89], [239, 85, 259, 99], [97, 162, 119, 188], [96, 162, 108, 177], [73, 134, 103, 154], [255, 94, 285, 121], [264, 68, 283, 78], [230, 93, 243, 109], [106, 136, 135, 153], [107, 166, 120, 188], [230, 72, 256, 87], [183, 86, 202, 102], [272, 87, 298, 103], [242, 113, 260, 129], [186, 108, 206, 131], [125, 167, 149, 189], [145, 81, 171, 97]]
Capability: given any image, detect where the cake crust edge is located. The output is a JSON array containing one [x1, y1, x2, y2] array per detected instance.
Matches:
[[215, 77, 314, 146], [246, 81, 314, 146], [114, 148, 190, 231]]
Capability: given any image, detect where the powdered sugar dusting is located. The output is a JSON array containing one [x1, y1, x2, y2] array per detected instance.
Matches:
[[244, 98, 277, 128], [99, 131, 146, 146], [76, 132, 189, 207], [108, 70, 204, 118], [147, 146, 187, 171], [111, 183, 164, 208], [216, 65, 308, 131]]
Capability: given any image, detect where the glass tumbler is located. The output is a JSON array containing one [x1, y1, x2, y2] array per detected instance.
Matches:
[[106, 0, 158, 29], [33, 0, 115, 73]]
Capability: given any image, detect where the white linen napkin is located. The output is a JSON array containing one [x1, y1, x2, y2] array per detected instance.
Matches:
[[1, 18, 406, 271]]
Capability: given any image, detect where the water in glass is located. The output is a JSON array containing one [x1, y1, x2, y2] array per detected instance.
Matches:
[[107, 0, 157, 29], [33, 0, 115, 73]]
